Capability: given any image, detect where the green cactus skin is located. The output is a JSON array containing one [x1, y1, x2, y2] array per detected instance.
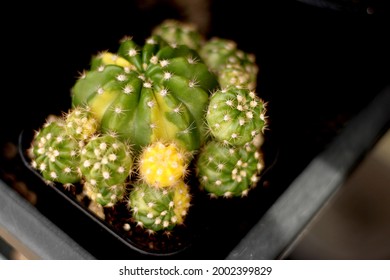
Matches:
[[128, 181, 191, 232], [80, 134, 133, 187], [206, 86, 267, 146], [64, 106, 98, 141], [151, 19, 204, 51], [196, 141, 265, 198], [138, 141, 190, 188], [200, 37, 258, 89], [71, 35, 219, 152], [29, 117, 82, 185], [84, 181, 127, 208]]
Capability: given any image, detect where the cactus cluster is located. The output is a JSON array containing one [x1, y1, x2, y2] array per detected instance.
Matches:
[[28, 18, 269, 235]]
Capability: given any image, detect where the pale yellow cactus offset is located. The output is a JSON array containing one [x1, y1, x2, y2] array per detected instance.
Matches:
[[138, 141, 190, 188]]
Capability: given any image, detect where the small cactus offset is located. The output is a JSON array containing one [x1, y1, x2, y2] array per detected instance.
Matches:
[[151, 19, 204, 51], [71, 35, 219, 152], [137, 141, 190, 188], [128, 181, 191, 232], [84, 181, 127, 208], [79, 134, 133, 206], [64, 106, 99, 141], [206, 86, 267, 146], [196, 141, 265, 198], [200, 37, 258, 89], [29, 117, 82, 186]]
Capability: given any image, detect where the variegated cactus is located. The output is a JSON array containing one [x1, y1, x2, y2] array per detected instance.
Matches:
[[71, 35, 219, 153], [137, 140, 190, 188]]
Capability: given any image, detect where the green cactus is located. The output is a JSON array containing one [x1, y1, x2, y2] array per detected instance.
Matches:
[[137, 141, 190, 188], [151, 19, 204, 51], [84, 181, 127, 208], [128, 181, 191, 232], [71, 35, 219, 152], [200, 37, 258, 89], [79, 134, 133, 206], [29, 117, 82, 186], [206, 86, 267, 146], [196, 140, 265, 198]]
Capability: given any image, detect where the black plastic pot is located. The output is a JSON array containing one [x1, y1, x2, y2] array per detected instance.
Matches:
[[17, 124, 278, 259]]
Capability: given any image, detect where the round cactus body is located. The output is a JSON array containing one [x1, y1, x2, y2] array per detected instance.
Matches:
[[64, 106, 98, 141], [29, 118, 81, 185], [196, 141, 264, 197], [79, 134, 133, 188], [84, 181, 126, 207], [200, 37, 258, 88], [71, 35, 219, 152], [206, 86, 267, 146], [128, 181, 191, 231], [138, 141, 189, 188], [151, 19, 204, 51]]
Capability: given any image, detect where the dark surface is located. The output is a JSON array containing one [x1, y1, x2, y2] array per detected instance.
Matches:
[[1, 0, 389, 259]]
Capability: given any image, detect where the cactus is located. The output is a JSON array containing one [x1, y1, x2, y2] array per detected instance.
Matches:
[[64, 106, 98, 141], [206, 86, 267, 146], [137, 141, 190, 188], [83, 181, 127, 208], [196, 140, 265, 198], [29, 117, 82, 186], [128, 181, 191, 232], [151, 19, 204, 51], [79, 134, 133, 206], [200, 37, 258, 89], [71, 35, 219, 152]]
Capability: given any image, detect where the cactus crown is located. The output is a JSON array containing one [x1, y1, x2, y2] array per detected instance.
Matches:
[[72, 35, 219, 153]]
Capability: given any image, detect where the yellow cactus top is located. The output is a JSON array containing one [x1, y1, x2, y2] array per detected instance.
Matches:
[[138, 141, 188, 188]]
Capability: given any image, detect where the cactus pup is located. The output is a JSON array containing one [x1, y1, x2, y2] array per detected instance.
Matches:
[[196, 141, 265, 198], [137, 140, 190, 188], [79, 134, 133, 207], [29, 117, 82, 186], [151, 19, 204, 51], [63, 106, 98, 142], [206, 86, 267, 146], [200, 37, 258, 89], [128, 181, 191, 232]]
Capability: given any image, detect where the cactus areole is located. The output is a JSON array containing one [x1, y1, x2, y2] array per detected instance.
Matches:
[[71, 35, 219, 153]]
